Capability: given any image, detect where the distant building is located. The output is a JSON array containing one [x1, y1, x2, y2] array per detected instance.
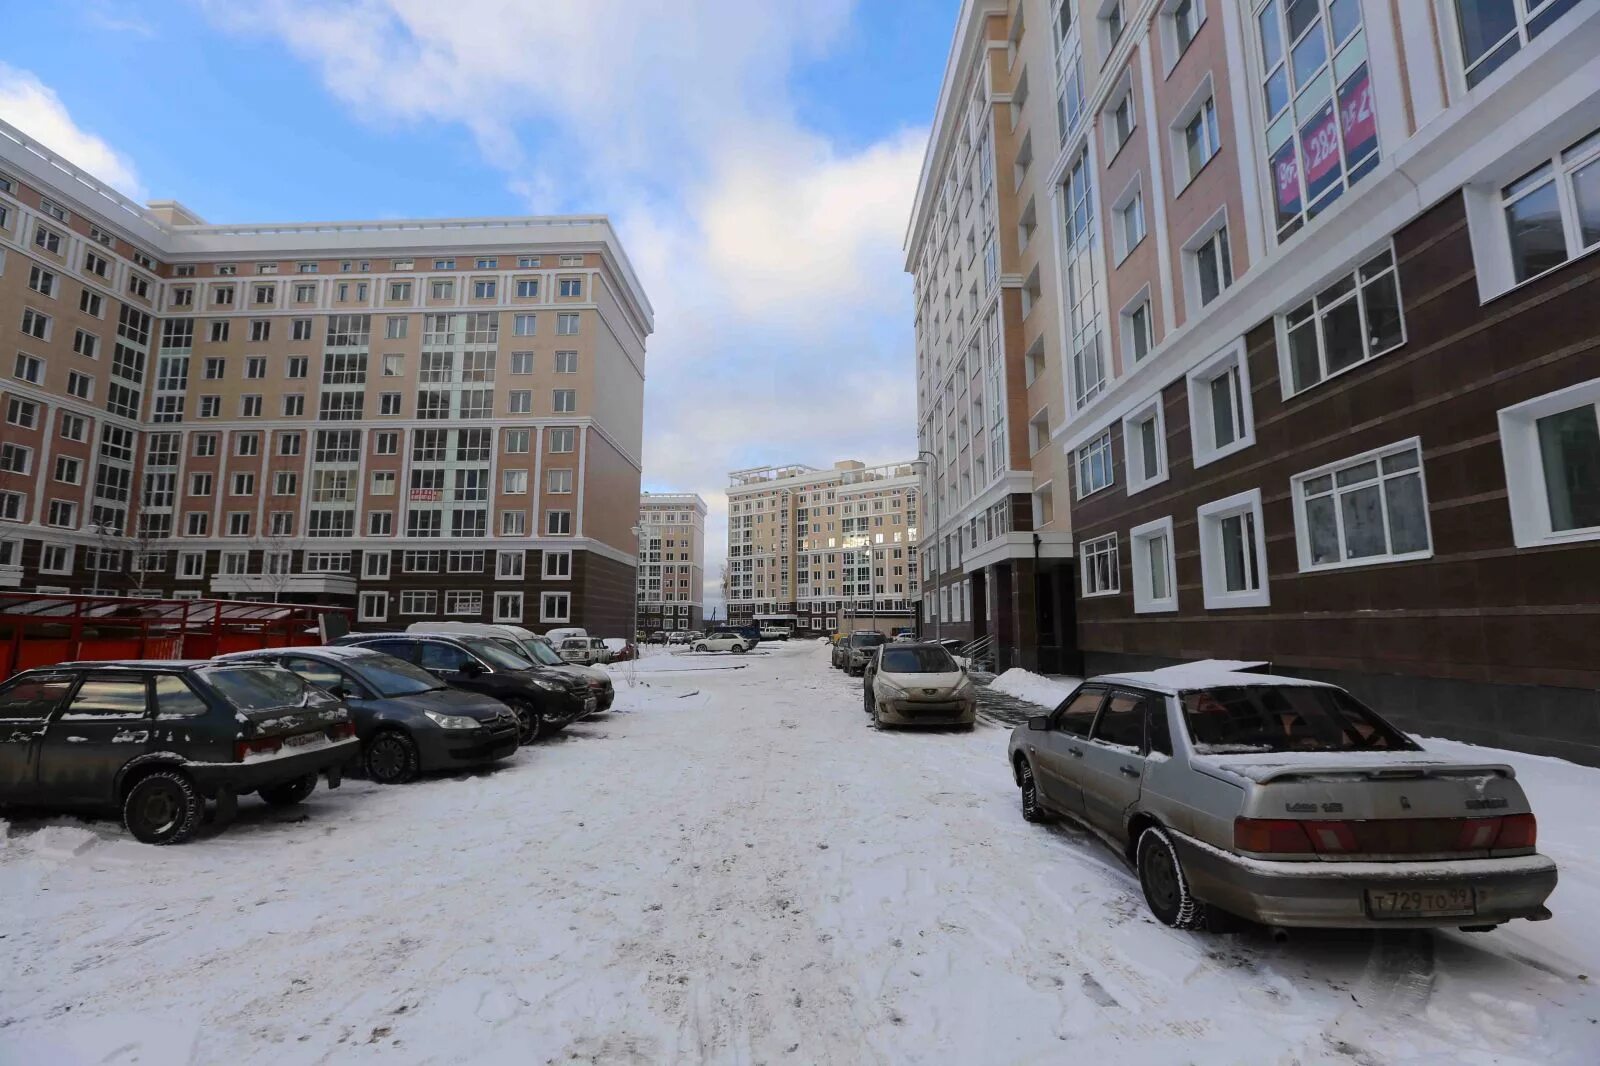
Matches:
[[726, 460, 920, 636], [637, 492, 706, 633]]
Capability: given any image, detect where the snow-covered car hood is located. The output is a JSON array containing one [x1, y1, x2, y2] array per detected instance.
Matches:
[[557, 662, 610, 686], [879, 669, 968, 695], [1191, 748, 1518, 784]]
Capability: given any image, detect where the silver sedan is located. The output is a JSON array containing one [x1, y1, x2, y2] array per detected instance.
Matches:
[[1007, 664, 1558, 932]]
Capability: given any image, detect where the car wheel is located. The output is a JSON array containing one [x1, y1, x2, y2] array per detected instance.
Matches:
[[365, 730, 421, 784], [1018, 760, 1050, 824], [1136, 825, 1207, 930], [258, 773, 317, 807], [505, 698, 544, 744], [733, 644, 747, 654], [123, 770, 203, 845], [694, 643, 708, 653]]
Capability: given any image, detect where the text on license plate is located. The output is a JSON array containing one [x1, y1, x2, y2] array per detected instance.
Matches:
[[282, 731, 322, 749], [1365, 886, 1475, 918], [584, 698, 596, 711]]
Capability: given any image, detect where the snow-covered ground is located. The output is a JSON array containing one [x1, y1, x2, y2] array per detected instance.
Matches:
[[2, 642, 1597, 1064]]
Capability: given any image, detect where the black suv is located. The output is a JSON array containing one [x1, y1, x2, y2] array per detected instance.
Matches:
[[0, 660, 357, 844], [331, 634, 593, 742]]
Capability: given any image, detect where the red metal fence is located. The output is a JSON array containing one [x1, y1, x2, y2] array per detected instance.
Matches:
[[0, 592, 352, 678]]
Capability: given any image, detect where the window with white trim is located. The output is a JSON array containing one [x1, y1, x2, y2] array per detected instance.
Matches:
[[445, 590, 482, 616], [1121, 294, 1153, 364], [1122, 397, 1168, 494], [1186, 219, 1234, 309], [1498, 128, 1600, 286], [359, 592, 388, 622], [543, 549, 572, 579], [1131, 516, 1178, 613], [1455, 0, 1583, 88], [1080, 534, 1120, 596], [1111, 179, 1146, 262], [1075, 429, 1114, 498], [1176, 95, 1220, 188], [1105, 80, 1135, 156], [494, 591, 524, 623], [400, 591, 437, 616], [1163, 0, 1204, 63], [496, 550, 525, 579], [546, 510, 573, 536], [1293, 439, 1432, 570], [1498, 377, 1600, 547], [1281, 248, 1404, 396], [1186, 341, 1254, 467], [540, 591, 571, 623], [1197, 488, 1269, 609]]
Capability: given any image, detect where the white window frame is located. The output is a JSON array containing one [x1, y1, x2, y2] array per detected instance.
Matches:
[[1291, 437, 1434, 572], [1109, 175, 1146, 264], [1119, 286, 1154, 365], [540, 591, 572, 623], [1079, 533, 1120, 597], [1276, 246, 1406, 399], [1103, 70, 1137, 159], [1159, 0, 1205, 73], [1130, 516, 1178, 613], [1121, 395, 1169, 495], [494, 591, 524, 623], [496, 550, 525, 580], [1074, 429, 1115, 499], [1185, 339, 1255, 468], [1182, 207, 1234, 312], [1498, 376, 1600, 548], [1197, 488, 1270, 610], [1169, 76, 1219, 190], [543, 549, 572, 580], [359, 592, 388, 622]]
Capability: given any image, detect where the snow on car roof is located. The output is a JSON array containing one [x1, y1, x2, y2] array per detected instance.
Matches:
[[1093, 661, 1337, 696], [219, 645, 380, 660]]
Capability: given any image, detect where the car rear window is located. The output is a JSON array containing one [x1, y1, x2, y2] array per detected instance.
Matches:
[[196, 665, 312, 712], [880, 647, 956, 673], [850, 633, 888, 647], [1181, 685, 1419, 754]]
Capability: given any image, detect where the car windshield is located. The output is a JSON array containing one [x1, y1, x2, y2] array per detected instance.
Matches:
[[880, 647, 958, 673], [460, 637, 539, 672], [1181, 685, 1419, 754], [347, 654, 446, 698], [488, 637, 537, 665], [518, 639, 566, 667], [197, 665, 314, 711], [850, 633, 888, 647]]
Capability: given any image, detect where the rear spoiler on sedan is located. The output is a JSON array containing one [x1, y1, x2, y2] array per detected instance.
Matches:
[[1195, 759, 1518, 785]]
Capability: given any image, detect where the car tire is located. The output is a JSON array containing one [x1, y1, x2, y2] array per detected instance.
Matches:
[[733, 644, 747, 654], [123, 770, 203, 845], [1136, 825, 1207, 931], [505, 698, 544, 745], [694, 643, 708, 653], [1018, 760, 1050, 824], [258, 773, 317, 807], [365, 729, 421, 784]]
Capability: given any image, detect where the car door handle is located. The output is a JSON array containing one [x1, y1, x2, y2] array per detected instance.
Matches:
[[1067, 747, 1083, 757], [1118, 766, 1140, 778]]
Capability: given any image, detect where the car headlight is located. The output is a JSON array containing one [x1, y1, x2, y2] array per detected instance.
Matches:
[[529, 678, 560, 692], [877, 679, 908, 698], [424, 709, 481, 730], [955, 677, 975, 695]]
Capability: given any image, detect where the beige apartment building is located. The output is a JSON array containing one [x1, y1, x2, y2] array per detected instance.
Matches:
[[914, 1, 1600, 763], [637, 492, 706, 633], [0, 118, 653, 636], [726, 460, 921, 635]]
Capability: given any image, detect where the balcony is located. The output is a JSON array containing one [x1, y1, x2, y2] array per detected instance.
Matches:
[[210, 573, 358, 597]]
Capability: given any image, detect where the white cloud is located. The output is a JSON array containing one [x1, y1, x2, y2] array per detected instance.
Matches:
[[0, 64, 145, 200]]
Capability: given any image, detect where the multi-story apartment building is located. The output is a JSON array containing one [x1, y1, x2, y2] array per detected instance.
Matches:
[[0, 119, 653, 637], [637, 492, 706, 633], [726, 460, 921, 635], [917, 1, 1600, 764], [906, 1, 1082, 672]]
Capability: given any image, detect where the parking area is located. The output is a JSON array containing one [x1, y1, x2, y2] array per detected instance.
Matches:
[[2, 640, 1597, 1064]]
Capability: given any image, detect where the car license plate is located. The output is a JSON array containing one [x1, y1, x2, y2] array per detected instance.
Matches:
[[584, 697, 596, 712], [282, 731, 322, 750], [1365, 886, 1475, 918]]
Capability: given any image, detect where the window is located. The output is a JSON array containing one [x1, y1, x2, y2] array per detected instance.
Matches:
[[493, 591, 524, 622], [53, 455, 81, 484], [209, 321, 230, 343], [1102, 0, 1126, 48], [1198, 488, 1269, 609], [400, 591, 438, 616], [556, 313, 579, 335], [359, 592, 388, 622], [1080, 534, 1120, 596], [388, 281, 412, 303], [1112, 182, 1145, 262], [500, 510, 528, 536], [547, 468, 573, 494], [1186, 341, 1254, 466], [199, 395, 221, 418], [235, 432, 261, 457], [246, 355, 268, 379], [1107, 88, 1135, 154], [0, 491, 20, 521], [1293, 440, 1431, 571], [60, 413, 87, 441], [500, 469, 528, 496], [507, 390, 532, 415], [192, 433, 218, 457], [250, 320, 271, 343], [1281, 248, 1404, 395], [1179, 96, 1220, 186], [1167, 0, 1203, 58], [81, 290, 105, 317], [552, 389, 576, 413], [12, 352, 42, 384], [20, 307, 49, 340], [1497, 129, 1600, 286], [374, 431, 399, 456], [274, 471, 298, 496], [559, 277, 583, 298], [519, 256, 541, 269], [505, 429, 530, 454], [171, 288, 194, 308], [1075, 429, 1114, 498], [1122, 398, 1168, 494], [1122, 295, 1153, 363], [241, 395, 263, 417], [282, 394, 305, 417], [516, 279, 539, 299], [497, 550, 525, 579], [385, 316, 408, 340], [1187, 221, 1234, 308], [1497, 377, 1600, 547], [555, 350, 577, 374], [34, 224, 62, 254], [546, 510, 573, 535], [473, 279, 496, 300], [0, 443, 29, 475], [509, 351, 534, 375], [513, 313, 536, 336], [27, 265, 57, 297], [430, 279, 454, 301], [291, 318, 313, 342], [445, 590, 482, 616], [278, 430, 303, 456], [541, 591, 571, 623], [1456, 0, 1582, 87], [47, 499, 78, 528], [549, 427, 576, 453]]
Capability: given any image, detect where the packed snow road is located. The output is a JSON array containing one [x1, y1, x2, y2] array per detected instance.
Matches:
[[2, 641, 1597, 1064]]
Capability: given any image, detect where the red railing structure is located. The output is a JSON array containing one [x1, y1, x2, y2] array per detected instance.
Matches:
[[0, 592, 353, 678]]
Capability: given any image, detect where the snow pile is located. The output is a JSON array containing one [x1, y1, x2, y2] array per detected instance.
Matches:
[[987, 667, 1078, 707]]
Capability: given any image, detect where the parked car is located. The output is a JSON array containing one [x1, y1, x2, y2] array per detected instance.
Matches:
[[861, 643, 976, 729], [0, 660, 356, 844], [758, 626, 792, 641], [544, 627, 589, 645], [667, 631, 691, 645], [693, 629, 753, 653], [833, 631, 889, 675], [216, 646, 520, 784], [602, 638, 637, 663], [1008, 665, 1559, 932], [405, 622, 614, 712], [332, 633, 593, 742], [557, 636, 613, 665], [648, 631, 669, 645]]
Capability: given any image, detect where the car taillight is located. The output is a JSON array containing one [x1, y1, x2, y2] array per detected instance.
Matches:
[[1455, 818, 1503, 850], [1233, 818, 1316, 855], [1301, 820, 1359, 854], [235, 736, 283, 762], [1493, 813, 1537, 850], [328, 721, 356, 741]]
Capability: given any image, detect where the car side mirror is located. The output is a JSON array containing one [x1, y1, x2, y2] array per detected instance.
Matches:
[[1028, 715, 1050, 731], [460, 660, 484, 677], [329, 684, 351, 699]]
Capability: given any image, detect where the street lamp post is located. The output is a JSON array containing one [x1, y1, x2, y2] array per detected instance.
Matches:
[[914, 450, 940, 643]]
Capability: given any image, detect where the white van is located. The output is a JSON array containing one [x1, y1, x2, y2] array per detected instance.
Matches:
[[543, 627, 589, 645], [405, 622, 614, 711]]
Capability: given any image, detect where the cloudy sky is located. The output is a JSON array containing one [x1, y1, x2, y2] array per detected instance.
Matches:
[[2, 0, 951, 616]]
